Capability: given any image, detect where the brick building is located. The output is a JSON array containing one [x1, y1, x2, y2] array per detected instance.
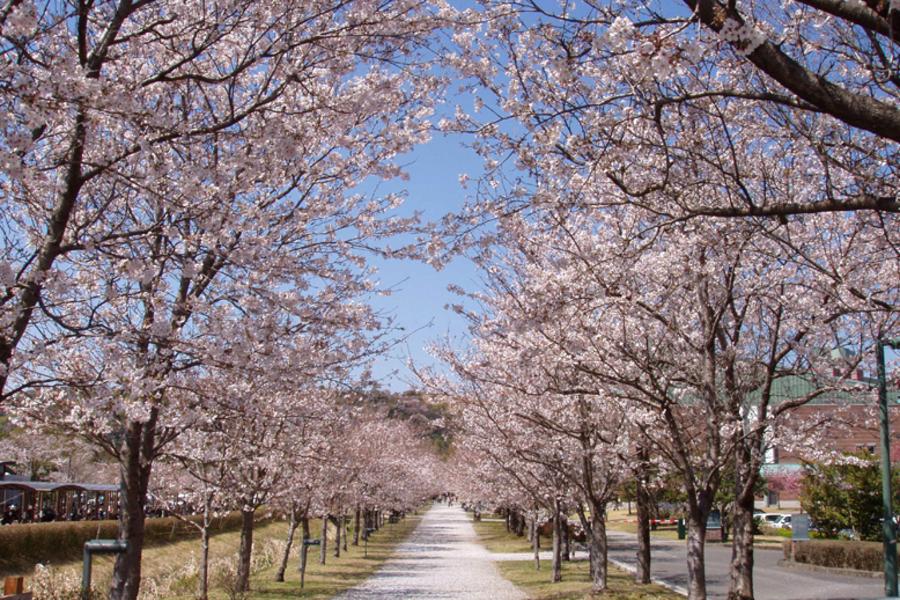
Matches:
[[756, 371, 900, 508]]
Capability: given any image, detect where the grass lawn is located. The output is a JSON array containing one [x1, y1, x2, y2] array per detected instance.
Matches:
[[606, 509, 679, 541], [497, 560, 682, 600], [605, 508, 785, 548], [471, 516, 682, 600], [24, 511, 422, 599], [238, 512, 422, 600], [473, 515, 551, 553]]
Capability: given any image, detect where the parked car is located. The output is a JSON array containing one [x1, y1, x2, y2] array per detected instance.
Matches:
[[773, 514, 792, 529], [760, 513, 786, 526]]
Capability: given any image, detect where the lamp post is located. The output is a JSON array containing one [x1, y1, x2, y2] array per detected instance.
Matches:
[[877, 338, 900, 598]]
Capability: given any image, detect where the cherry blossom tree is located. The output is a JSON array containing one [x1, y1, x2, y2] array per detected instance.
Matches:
[[0, 0, 447, 400], [432, 6, 897, 598], [148, 455, 229, 600], [207, 384, 298, 593], [0, 428, 116, 482], [437, 0, 897, 251], [2, 3, 456, 599], [424, 354, 603, 585], [429, 199, 896, 600]]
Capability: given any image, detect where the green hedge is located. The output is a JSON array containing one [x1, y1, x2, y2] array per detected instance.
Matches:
[[783, 539, 888, 572], [0, 512, 246, 576]]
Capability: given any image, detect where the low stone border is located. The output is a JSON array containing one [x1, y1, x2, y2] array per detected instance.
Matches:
[[754, 542, 784, 550], [777, 559, 881, 579], [607, 557, 688, 597]]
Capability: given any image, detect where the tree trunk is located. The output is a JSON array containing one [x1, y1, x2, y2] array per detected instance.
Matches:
[[109, 417, 156, 600], [575, 504, 592, 576], [686, 511, 709, 600], [236, 508, 255, 592], [299, 540, 309, 589], [333, 515, 341, 558], [109, 479, 146, 600], [299, 515, 311, 588], [320, 514, 328, 565], [275, 505, 299, 582], [551, 500, 562, 583], [343, 514, 349, 552], [353, 507, 361, 546], [562, 517, 571, 561], [588, 502, 609, 593], [532, 516, 541, 571], [728, 496, 755, 600], [198, 493, 212, 600], [635, 466, 652, 584], [302, 514, 311, 539], [729, 445, 757, 600]]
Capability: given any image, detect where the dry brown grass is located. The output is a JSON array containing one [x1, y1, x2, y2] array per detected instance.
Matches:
[[21, 511, 423, 599]]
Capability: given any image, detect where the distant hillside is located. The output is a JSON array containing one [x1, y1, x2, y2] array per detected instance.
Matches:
[[363, 389, 453, 455]]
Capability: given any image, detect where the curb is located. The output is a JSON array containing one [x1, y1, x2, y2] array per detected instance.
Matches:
[[608, 557, 688, 597], [776, 559, 882, 579], [754, 542, 784, 550]]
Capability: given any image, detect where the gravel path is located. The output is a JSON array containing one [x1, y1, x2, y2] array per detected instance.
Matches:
[[334, 503, 526, 599]]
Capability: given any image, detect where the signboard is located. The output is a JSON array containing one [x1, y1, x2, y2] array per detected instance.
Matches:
[[791, 514, 810, 540], [705, 510, 723, 542]]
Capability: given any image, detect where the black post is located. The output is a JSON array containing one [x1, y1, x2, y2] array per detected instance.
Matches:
[[82, 540, 127, 600], [877, 339, 900, 597], [364, 527, 376, 558], [299, 538, 320, 589]]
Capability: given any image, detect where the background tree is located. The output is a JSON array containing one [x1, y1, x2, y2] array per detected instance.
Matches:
[[801, 452, 900, 541]]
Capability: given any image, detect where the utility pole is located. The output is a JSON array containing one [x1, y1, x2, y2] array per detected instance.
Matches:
[[877, 338, 900, 597]]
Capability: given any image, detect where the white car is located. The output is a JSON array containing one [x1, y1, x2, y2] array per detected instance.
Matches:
[[759, 513, 786, 526], [773, 514, 792, 529]]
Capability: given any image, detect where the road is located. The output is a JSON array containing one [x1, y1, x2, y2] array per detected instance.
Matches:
[[606, 530, 885, 599], [334, 504, 526, 599]]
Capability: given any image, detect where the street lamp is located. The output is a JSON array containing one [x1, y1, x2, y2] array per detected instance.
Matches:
[[877, 338, 900, 598]]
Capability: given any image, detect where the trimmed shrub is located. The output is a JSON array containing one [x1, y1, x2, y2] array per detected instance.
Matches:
[[0, 511, 248, 575], [783, 539, 888, 571]]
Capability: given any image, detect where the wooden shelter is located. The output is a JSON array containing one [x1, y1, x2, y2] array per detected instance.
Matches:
[[0, 480, 119, 522]]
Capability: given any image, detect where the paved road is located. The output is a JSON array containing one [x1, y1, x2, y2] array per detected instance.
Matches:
[[334, 504, 525, 599], [606, 530, 885, 599]]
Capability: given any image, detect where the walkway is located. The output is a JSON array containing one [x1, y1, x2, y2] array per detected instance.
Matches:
[[334, 503, 526, 599]]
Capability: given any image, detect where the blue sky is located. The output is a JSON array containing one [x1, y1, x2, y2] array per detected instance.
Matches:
[[361, 126, 900, 392], [365, 126, 483, 392]]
